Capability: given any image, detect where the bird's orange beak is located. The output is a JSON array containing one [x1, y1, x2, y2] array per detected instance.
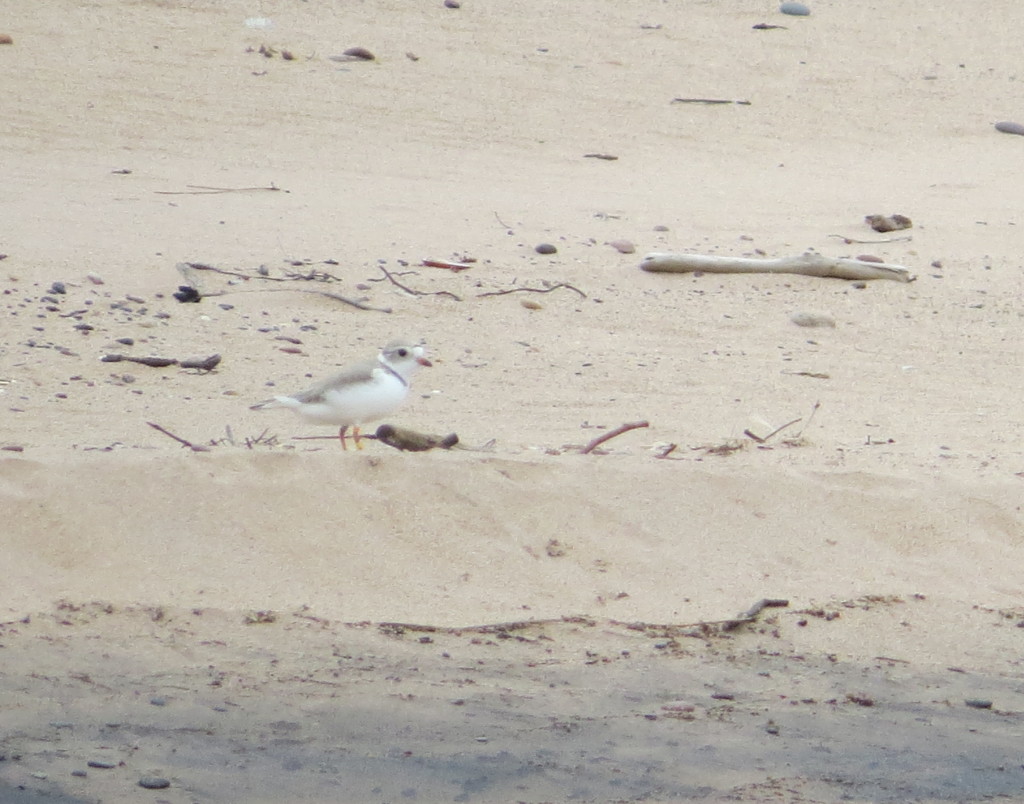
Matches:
[[418, 357, 433, 367]]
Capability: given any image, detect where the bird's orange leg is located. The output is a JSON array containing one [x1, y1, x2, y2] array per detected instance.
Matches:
[[338, 426, 349, 450], [353, 426, 364, 450]]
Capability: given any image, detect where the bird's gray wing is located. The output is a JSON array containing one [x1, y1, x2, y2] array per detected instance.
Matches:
[[288, 358, 380, 404]]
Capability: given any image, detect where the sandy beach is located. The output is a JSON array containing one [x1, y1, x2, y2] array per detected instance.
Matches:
[[2, 1, 1024, 801]]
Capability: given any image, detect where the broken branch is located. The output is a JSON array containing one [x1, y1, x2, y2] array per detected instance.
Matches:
[[146, 421, 210, 452], [580, 420, 649, 454], [640, 252, 913, 282]]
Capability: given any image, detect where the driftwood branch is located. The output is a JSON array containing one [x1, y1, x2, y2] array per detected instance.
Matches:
[[580, 420, 649, 454], [640, 252, 913, 283], [372, 599, 789, 638]]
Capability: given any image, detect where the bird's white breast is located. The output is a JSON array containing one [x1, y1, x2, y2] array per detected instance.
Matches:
[[289, 365, 409, 426]]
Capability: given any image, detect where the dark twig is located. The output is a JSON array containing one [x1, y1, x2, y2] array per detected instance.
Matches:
[[155, 184, 283, 195], [146, 421, 210, 452], [580, 420, 649, 454], [372, 599, 789, 638], [183, 262, 276, 281], [794, 400, 821, 439], [721, 598, 789, 631], [379, 265, 461, 301], [744, 417, 802, 444], [828, 233, 913, 244], [672, 97, 752, 106], [478, 282, 587, 299]]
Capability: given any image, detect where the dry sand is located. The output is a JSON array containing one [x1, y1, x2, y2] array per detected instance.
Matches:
[[2, 1, 1024, 801]]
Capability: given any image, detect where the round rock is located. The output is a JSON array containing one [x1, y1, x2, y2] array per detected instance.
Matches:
[[780, 2, 811, 15], [138, 777, 171, 790], [534, 243, 557, 255], [609, 239, 636, 254]]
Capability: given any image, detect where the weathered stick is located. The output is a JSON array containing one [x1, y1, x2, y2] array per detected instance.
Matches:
[[372, 599, 789, 638], [146, 421, 211, 452], [721, 598, 790, 631], [580, 420, 649, 454], [640, 252, 913, 282]]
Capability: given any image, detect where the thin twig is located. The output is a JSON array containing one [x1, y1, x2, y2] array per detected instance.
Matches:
[[155, 184, 283, 195], [580, 420, 649, 454], [184, 262, 292, 282], [146, 421, 210, 452], [672, 97, 751, 106], [199, 286, 391, 313], [478, 282, 587, 299], [371, 599, 789, 637], [379, 265, 461, 301], [744, 416, 802, 444], [794, 400, 821, 438], [494, 211, 512, 229], [828, 233, 913, 244]]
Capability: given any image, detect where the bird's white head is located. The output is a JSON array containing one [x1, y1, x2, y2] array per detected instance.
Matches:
[[379, 340, 432, 381]]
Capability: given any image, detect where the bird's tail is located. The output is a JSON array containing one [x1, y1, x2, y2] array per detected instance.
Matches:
[[250, 396, 294, 411]]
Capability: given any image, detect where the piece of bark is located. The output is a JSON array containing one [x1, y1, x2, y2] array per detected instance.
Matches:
[[639, 252, 912, 283]]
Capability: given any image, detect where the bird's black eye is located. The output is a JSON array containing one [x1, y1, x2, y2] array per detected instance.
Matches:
[[397, 348, 408, 357]]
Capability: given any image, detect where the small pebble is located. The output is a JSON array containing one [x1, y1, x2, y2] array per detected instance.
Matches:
[[49, 282, 67, 295], [444, 0, 460, 6], [150, 696, 167, 707], [609, 239, 635, 254], [86, 272, 105, 285], [790, 311, 836, 328], [535, 243, 557, 255], [520, 299, 543, 310], [994, 121, 1024, 136], [965, 698, 993, 709], [138, 777, 171, 790], [0, 34, 13, 45], [71, 770, 88, 778], [88, 760, 117, 769], [780, 2, 810, 15], [653, 224, 669, 232], [116, 337, 135, 346]]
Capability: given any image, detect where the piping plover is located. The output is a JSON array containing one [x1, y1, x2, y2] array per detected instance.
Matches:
[[251, 340, 432, 449]]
